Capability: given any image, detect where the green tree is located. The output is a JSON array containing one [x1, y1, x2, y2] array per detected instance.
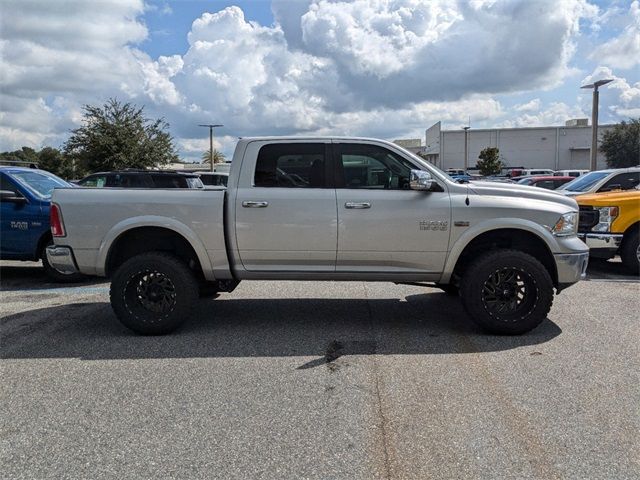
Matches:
[[0, 147, 39, 166], [476, 147, 504, 176], [63, 98, 178, 173], [600, 119, 640, 168], [37, 147, 76, 179], [202, 149, 226, 165]]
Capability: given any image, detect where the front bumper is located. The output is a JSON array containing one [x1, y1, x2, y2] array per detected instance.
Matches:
[[578, 233, 623, 253], [554, 251, 589, 289], [45, 246, 79, 275]]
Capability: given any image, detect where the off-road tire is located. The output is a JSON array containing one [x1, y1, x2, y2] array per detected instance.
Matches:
[[110, 252, 199, 335], [460, 249, 554, 335], [41, 241, 85, 283], [620, 229, 640, 275]]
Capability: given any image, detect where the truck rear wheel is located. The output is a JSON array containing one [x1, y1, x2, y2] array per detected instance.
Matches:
[[460, 249, 553, 335], [110, 252, 198, 335]]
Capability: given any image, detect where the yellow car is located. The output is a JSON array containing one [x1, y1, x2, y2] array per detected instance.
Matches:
[[576, 189, 640, 273]]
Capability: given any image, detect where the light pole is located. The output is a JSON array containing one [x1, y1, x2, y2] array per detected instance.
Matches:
[[581, 79, 613, 171], [198, 124, 223, 172], [462, 126, 470, 172]]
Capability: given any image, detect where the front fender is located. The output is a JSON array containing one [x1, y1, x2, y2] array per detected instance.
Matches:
[[439, 218, 560, 284], [96, 215, 215, 280]]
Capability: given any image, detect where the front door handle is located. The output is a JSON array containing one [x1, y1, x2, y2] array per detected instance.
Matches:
[[345, 202, 371, 209], [242, 201, 269, 208]]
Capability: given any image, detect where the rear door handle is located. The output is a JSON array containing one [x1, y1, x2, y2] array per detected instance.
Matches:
[[345, 202, 371, 209], [242, 201, 269, 208]]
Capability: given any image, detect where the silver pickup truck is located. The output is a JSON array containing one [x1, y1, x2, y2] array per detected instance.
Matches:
[[48, 137, 589, 335]]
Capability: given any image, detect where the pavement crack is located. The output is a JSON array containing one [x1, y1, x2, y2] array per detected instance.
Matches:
[[363, 283, 395, 480]]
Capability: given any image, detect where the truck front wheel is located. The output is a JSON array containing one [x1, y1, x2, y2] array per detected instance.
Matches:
[[110, 252, 198, 335], [620, 229, 639, 275], [460, 249, 554, 335]]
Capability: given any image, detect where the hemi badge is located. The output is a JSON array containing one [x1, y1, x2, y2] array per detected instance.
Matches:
[[454, 221, 470, 227]]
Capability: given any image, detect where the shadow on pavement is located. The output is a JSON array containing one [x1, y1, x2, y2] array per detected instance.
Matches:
[[0, 264, 105, 291], [585, 258, 638, 281], [1, 293, 561, 363]]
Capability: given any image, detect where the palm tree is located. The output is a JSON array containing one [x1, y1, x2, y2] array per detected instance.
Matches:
[[202, 149, 226, 165]]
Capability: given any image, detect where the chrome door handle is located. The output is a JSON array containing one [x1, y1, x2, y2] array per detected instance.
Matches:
[[242, 201, 269, 208], [345, 202, 371, 209]]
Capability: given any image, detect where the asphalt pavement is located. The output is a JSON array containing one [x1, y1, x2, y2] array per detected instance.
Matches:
[[1, 260, 638, 479]]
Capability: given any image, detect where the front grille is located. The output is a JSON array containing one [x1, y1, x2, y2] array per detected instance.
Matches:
[[578, 206, 598, 233]]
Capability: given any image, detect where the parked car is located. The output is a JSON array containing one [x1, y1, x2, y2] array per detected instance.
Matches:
[[197, 171, 229, 187], [556, 167, 640, 196], [554, 169, 589, 178], [507, 168, 553, 178], [77, 170, 204, 189], [49, 136, 588, 336], [0, 166, 84, 281], [576, 189, 639, 273], [516, 176, 574, 190]]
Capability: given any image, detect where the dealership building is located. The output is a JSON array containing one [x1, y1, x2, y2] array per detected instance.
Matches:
[[398, 119, 615, 172]]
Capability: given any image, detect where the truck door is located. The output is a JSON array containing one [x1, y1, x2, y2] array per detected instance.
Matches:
[[333, 141, 451, 274], [234, 141, 337, 272], [0, 173, 39, 258]]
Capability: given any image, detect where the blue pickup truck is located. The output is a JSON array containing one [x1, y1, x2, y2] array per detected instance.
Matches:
[[0, 166, 84, 281]]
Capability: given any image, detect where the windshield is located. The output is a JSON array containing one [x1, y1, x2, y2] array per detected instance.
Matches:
[[11, 171, 70, 198], [559, 171, 609, 192]]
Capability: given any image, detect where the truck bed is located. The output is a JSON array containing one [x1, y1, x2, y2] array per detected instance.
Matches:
[[52, 188, 229, 279]]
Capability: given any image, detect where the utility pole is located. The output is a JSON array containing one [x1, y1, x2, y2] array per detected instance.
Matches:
[[198, 124, 223, 172], [581, 79, 612, 171]]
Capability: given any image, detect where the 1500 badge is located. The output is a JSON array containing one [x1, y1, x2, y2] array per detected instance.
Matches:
[[419, 220, 448, 231], [10, 221, 28, 230]]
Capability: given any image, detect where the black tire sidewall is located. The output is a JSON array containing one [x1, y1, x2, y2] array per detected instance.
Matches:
[[620, 230, 640, 275], [110, 252, 198, 335], [460, 250, 554, 335]]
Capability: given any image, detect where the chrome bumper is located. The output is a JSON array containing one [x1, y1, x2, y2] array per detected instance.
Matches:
[[45, 246, 79, 274], [554, 252, 589, 286], [578, 233, 623, 252]]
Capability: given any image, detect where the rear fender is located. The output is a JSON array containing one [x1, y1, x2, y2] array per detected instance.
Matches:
[[97, 215, 215, 280]]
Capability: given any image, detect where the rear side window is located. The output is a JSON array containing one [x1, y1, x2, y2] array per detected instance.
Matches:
[[600, 172, 639, 191], [535, 180, 556, 190], [151, 175, 188, 188], [79, 175, 107, 187], [0, 174, 21, 195], [254, 143, 327, 188]]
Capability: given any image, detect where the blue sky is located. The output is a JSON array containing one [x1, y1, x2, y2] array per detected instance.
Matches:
[[1, 0, 638, 160]]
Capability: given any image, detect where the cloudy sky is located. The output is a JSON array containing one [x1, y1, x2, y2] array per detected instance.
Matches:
[[1, 0, 638, 160]]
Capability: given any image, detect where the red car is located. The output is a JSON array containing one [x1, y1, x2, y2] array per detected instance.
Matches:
[[516, 176, 574, 190]]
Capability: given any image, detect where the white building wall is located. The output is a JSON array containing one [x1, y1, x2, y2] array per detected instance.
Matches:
[[439, 125, 613, 171]]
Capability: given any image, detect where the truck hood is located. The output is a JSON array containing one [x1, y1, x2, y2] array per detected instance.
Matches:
[[575, 189, 640, 205], [469, 181, 578, 210]]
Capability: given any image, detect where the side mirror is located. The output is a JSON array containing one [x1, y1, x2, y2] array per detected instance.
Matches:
[[410, 170, 434, 191], [0, 190, 27, 203]]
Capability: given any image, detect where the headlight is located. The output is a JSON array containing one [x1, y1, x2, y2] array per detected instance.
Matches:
[[592, 206, 618, 232], [552, 211, 578, 236]]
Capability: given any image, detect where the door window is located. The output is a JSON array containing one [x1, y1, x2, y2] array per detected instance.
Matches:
[[335, 143, 414, 189], [600, 172, 639, 191], [0, 175, 21, 196], [254, 143, 327, 188]]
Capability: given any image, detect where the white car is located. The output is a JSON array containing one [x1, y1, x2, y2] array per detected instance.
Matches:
[[554, 169, 589, 178], [556, 167, 640, 196]]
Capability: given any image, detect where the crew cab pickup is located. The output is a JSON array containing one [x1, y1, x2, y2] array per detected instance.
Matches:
[[1, 166, 84, 281], [48, 137, 589, 335], [576, 189, 640, 273]]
